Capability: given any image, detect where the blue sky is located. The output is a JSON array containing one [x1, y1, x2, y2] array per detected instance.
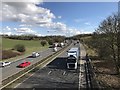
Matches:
[[1, 1, 118, 36], [41, 2, 117, 33]]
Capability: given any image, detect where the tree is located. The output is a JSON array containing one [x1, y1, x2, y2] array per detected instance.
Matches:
[[14, 44, 26, 52], [40, 40, 47, 46], [95, 13, 120, 74], [48, 39, 54, 45]]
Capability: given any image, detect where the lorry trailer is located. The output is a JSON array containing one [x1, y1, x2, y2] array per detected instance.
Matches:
[[67, 47, 80, 69]]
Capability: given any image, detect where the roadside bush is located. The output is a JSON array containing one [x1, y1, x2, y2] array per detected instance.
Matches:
[[14, 44, 25, 52], [48, 39, 54, 45], [2, 50, 21, 59], [40, 40, 47, 46]]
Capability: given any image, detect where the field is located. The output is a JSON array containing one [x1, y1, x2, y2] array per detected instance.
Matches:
[[2, 38, 46, 49], [1, 38, 49, 61]]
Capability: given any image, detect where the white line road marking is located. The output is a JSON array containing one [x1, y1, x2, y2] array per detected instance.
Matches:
[[48, 71, 52, 75], [62, 71, 66, 75], [14, 73, 35, 88]]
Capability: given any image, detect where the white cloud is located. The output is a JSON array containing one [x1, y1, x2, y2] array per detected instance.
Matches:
[[19, 24, 32, 27], [16, 27, 36, 34], [1, 1, 81, 36], [81, 31, 92, 34], [3, 26, 11, 31], [84, 22, 91, 25], [58, 16, 62, 19], [1, 2, 55, 24], [6, 26, 11, 31], [14, 28, 17, 31], [0, 32, 2, 35], [80, 29, 93, 34], [35, 33, 42, 36], [68, 29, 81, 36], [38, 22, 67, 32], [3, 32, 12, 36]]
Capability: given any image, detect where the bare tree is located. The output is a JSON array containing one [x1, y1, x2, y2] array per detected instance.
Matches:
[[95, 13, 120, 74]]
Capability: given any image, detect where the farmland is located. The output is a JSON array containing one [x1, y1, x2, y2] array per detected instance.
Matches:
[[2, 38, 49, 61]]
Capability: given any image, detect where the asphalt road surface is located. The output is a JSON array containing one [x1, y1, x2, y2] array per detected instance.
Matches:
[[13, 43, 85, 89], [1, 47, 62, 80]]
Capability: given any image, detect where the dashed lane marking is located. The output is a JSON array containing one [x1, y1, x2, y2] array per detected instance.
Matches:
[[48, 71, 52, 75], [62, 71, 66, 75]]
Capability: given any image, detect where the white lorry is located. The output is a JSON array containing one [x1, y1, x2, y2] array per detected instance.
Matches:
[[67, 47, 80, 69]]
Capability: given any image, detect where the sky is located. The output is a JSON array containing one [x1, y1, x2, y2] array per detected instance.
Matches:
[[0, 0, 118, 36]]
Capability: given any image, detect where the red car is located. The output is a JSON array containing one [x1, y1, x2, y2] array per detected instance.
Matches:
[[18, 61, 31, 68]]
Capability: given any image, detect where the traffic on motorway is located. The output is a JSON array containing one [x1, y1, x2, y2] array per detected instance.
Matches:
[[1, 42, 67, 80], [13, 41, 82, 89], [0, 41, 87, 89]]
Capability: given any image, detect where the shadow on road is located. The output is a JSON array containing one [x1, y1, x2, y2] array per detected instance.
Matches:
[[27, 55, 34, 58], [47, 57, 67, 70]]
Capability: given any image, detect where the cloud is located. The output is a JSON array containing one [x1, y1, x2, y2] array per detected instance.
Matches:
[[16, 27, 36, 34], [58, 16, 62, 19], [19, 24, 32, 27], [13, 28, 17, 31], [2, 32, 12, 36], [3, 26, 11, 31], [1, 2, 55, 24], [38, 22, 67, 32], [84, 22, 91, 25], [35, 33, 42, 36], [80, 29, 93, 34], [1, 1, 81, 36], [68, 29, 81, 36]]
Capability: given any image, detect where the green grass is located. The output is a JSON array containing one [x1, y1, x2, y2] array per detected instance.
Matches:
[[83, 44, 97, 56], [2, 38, 49, 61], [80, 36, 98, 59], [2, 38, 44, 49]]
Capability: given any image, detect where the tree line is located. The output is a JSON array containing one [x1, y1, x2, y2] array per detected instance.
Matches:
[[2, 34, 66, 45]]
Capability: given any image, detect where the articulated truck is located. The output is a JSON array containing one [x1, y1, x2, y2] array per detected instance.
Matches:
[[67, 47, 80, 69]]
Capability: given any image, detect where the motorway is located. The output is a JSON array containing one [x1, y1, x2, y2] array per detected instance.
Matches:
[[12, 42, 86, 89], [1, 46, 63, 80]]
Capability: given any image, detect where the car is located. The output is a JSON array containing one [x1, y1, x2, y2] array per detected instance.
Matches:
[[32, 52, 40, 58], [53, 47, 57, 52], [1, 62, 11, 67], [18, 61, 31, 68]]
